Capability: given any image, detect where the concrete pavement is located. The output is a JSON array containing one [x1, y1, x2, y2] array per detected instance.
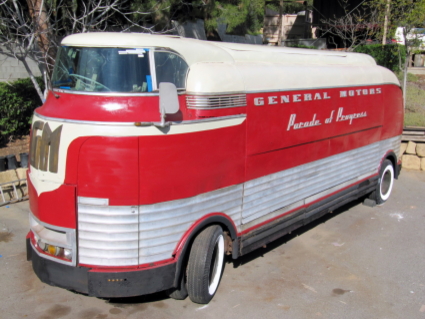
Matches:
[[1, 170, 425, 319]]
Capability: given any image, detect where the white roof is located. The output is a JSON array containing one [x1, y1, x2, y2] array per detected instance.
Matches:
[[62, 32, 400, 94]]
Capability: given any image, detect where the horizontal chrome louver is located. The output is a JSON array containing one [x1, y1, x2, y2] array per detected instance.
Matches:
[[241, 136, 401, 226], [78, 202, 139, 266], [186, 94, 247, 109]]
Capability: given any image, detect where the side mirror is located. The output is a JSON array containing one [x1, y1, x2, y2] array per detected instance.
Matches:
[[159, 82, 179, 118]]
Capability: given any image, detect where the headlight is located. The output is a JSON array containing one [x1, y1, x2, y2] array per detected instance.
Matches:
[[64, 248, 72, 260]]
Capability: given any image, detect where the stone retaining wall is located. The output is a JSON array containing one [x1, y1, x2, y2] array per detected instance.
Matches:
[[400, 141, 425, 170]]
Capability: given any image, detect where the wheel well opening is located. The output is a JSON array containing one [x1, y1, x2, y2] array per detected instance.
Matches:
[[386, 155, 396, 169], [174, 221, 236, 288], [384, 153, 399, 178]]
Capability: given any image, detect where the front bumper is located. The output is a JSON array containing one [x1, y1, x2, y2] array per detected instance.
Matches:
[[27, 238, 176, 298]]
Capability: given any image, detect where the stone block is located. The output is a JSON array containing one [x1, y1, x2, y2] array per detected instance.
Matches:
[[0, 170, 18, 185], [400, 142, 408, 157], [416, 143, 425, 157], [406, 141, 417, 154], [402, 154, 421, 170], [422, 158, 425, 170]]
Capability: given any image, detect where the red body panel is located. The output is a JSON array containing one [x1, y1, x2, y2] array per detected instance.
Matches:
[[77, 137, 139, 206], [28, 175, 77, 228], [38, 91, 188, 122], [138, 123, 246, 204]]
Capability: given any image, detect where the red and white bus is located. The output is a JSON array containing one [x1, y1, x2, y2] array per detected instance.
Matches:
[[26, 33, 403, 304]]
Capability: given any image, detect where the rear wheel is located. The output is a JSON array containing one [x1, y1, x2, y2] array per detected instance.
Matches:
[[371, 159, 394, 205], [187, 225, 225, 304]]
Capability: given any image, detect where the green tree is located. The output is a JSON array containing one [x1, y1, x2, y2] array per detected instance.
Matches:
[[368, 0, 425, 105]]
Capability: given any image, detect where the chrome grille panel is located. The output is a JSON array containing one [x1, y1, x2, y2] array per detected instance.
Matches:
[[186, 94, 247, 109], [78, 203, 139, 266]]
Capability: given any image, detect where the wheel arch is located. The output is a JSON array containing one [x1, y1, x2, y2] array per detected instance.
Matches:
[[382, 150, 399, 179], [171, 213, 238, 288]]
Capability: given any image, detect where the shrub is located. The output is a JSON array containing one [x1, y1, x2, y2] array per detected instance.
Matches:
[[0, 77, 44, 144], [287, 44, 316, 49], [354, 44, 406, 72]]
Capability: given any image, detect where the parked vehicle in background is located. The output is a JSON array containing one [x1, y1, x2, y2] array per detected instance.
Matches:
[[26, 33, 403, 304], [395, 27, 425, 49]]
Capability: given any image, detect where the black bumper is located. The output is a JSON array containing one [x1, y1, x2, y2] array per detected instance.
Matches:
[[27, 238, 176, 298]]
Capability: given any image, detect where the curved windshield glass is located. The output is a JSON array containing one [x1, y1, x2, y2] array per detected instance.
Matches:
[[52, 46, 188, 93], [154, 51, 188, 89]]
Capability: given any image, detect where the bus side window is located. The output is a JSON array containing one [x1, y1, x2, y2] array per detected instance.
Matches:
[[154, 52, 188, 89]]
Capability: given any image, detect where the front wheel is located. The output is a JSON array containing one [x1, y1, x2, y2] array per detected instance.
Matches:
[[371, 159, 394, 205], [187, 225, 225, 304]]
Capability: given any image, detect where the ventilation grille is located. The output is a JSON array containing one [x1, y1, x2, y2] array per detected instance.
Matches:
[[187, 94, 247, 109]]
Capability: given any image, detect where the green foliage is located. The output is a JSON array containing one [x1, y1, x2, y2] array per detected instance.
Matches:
[[200, 0, 264, 35], [131, 0, 265, 35], [407, 72, 419, 82], [287, 44, 315, 49], [354, 44, 406, 72], [0, 78, 44, 143], [404, 80, 425, 126], [267, 0, 313, 14], [367, 0, 425, 51]]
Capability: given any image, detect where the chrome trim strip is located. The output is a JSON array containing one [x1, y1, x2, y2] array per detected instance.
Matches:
[[149, 49, 158, 91], [34, 111, 246, 126], [52, 89, 160, 97], [186, 91, 246, 96], [78, 196, 109, 206]]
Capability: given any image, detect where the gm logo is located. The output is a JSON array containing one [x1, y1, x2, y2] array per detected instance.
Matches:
[[29, 121, 62, 173]]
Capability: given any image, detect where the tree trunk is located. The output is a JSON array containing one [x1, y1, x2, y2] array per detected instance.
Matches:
[[382, 0, 391, 45], [277, 0, 283, 46], [26, 0, 56, 78], [403, 52, 409, 109]]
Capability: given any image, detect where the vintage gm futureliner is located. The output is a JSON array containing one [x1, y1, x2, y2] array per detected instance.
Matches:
[[26, 33, 403, 304]]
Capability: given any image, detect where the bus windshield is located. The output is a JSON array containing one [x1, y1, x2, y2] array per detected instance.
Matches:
[[52, 46, 188, 93]]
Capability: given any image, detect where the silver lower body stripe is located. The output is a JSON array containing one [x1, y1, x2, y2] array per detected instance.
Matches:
[[77, 136, 400, 266]]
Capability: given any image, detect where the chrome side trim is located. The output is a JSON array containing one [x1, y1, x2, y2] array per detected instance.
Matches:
[[78, 196, 109, 206], [52, 89, 160, 97], [187, 94, 247, 109], [34, 111, 246, 126], [138, 185, 243, 264], [241, 136, 401, 228]]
